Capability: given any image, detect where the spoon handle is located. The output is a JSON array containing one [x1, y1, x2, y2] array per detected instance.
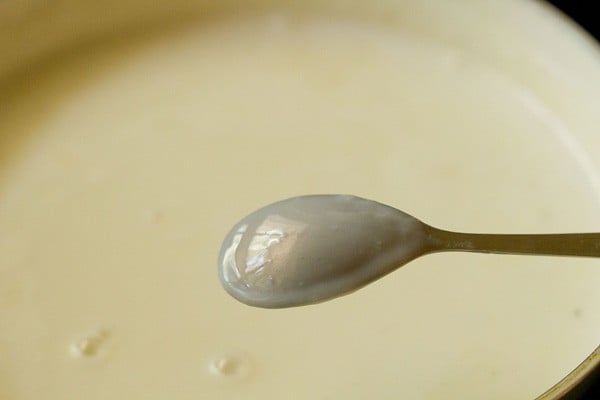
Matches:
[[427, 227, 600, 258]]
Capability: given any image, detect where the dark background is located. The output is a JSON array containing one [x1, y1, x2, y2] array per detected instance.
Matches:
[[541, 1, 599, 399], [547, 1, 600, 40]]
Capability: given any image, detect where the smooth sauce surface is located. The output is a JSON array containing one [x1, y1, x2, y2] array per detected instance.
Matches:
[[1, 11, 600, 400]]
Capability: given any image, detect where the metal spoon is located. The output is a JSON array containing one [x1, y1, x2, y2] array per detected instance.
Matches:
[[218, 194, 600, 308]]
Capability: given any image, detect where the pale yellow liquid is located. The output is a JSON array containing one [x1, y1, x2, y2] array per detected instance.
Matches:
[[1, 12, 599, 400]]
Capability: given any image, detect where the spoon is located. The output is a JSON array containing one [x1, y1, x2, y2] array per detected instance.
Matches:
[[217, 194, 600, 308]]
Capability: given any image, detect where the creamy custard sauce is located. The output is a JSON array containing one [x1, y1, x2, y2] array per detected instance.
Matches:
[[1, 12, 600, 400]]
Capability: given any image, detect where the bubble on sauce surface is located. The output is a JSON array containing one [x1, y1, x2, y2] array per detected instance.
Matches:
[[208, 353, 252, 379], [69, 330, 110, 358]]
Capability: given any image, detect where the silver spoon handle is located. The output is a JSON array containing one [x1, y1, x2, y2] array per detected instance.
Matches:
[[427, 227, 600, 258]]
